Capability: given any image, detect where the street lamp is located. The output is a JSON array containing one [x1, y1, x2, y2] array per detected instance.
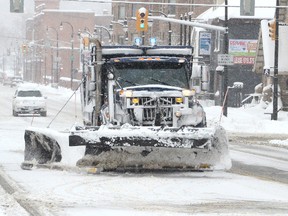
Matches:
[[78, 27, 94, 39], [60, 21, 74, 89], [149, 10, 172, 45], [111, 18, 128, 43], [94, 25, 113, 44], [46, 26, 59, 86]]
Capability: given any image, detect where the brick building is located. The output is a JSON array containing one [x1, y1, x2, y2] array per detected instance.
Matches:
[[24, 0, 231, 90], [24, 0, 112, 89]]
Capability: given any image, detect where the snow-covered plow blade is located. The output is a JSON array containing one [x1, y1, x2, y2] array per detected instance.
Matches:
[[22, 127, 85, 170], [69, 125, 231, 171], [23, 129, 62, 164]]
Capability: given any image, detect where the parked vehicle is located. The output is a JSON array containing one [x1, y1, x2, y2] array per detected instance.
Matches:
[[12, 86, 47, 117], [3, 76, 12, 86], [3, 75, 23, 87], [10, 76, 24, 87], [0, 72, 5, 83]]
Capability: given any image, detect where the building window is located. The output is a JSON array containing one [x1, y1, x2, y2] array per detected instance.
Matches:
[[118, 5, 126, 20], [118, 35, 124, 45], [161, 0, 165, 12], [132, 4, 139, 17], [168, 0, 176, 15]]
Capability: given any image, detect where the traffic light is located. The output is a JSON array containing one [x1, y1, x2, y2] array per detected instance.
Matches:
[[22, 44, 27, 53], [136, 7, 148, 32], [10, 0, 24, 13], [268, 19, 276, 40]]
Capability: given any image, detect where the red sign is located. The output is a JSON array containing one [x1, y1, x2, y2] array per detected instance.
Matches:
[[229, 39, 257, 65], [233, 56, 255, 65]]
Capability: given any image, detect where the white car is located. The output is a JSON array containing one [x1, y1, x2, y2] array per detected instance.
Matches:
[[12, 87, 47, 117]]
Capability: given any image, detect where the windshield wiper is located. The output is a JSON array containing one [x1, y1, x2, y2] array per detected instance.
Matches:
[[117, 77, 138, 86], [149, 77, 170, 86]]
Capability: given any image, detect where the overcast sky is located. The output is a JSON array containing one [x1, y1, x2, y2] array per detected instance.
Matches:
[[0, 1, 34, 52], [0, 0, 112, 53]]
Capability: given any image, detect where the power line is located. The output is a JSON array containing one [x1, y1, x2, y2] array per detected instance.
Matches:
[[63, 0, 236, 7], [62, 0, 288, 8]]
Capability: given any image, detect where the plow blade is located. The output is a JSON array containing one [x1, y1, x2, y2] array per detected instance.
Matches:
[[23, 129, 62, 164], [70, 126, 215, 148], [69, 125, 231, 171], [22, 126, 231, 171], [22, 127, 85, 170]]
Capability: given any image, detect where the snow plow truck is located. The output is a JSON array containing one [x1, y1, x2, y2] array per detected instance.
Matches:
[[22, 38, 231, 171]]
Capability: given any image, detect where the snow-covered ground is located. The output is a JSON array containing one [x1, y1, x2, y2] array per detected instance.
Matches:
[[0, 83, 288, 215], [205, 103, 288, 147]]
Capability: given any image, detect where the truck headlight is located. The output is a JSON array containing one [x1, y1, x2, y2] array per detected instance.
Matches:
[[175, 97, 183, 104], [182, 89, 195, 97], [132, 98, 139, 104], [120, 90, 133, 97], [175, 111, 182, 118]]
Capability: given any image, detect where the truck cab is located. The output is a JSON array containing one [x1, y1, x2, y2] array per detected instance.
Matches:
[[82, 45, 206, 128]]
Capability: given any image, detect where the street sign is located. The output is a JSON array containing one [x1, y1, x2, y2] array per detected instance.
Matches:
[[199, 32, 211, 55], [134, 37, 142, 46], [218, 54, 234, 65]]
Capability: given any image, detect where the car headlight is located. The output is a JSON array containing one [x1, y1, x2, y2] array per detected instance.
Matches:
[[15, 100, 23, 105], [39, 101, 46, 106]]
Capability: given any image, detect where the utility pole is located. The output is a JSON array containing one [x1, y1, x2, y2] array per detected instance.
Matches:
[[223, 0, 228, 117], [149, 10, 172, 45], [180, 14, 183, 45], [272, 0, 279, 120]]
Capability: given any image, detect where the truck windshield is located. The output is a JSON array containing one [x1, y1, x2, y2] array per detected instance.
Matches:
[[111, 61, 190, 88]]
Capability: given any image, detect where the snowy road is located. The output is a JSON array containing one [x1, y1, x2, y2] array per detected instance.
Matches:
[[229, 136, 288, 184], [1, 84, 288, 215]]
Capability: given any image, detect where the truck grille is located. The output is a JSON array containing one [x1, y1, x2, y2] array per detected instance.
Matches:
[[133, 97, 180, 106], [143, 107, 173, 121], [128, 97, 181, 126]]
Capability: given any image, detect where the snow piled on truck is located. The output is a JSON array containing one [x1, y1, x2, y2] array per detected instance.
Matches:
[[71, 125, 231, 171]]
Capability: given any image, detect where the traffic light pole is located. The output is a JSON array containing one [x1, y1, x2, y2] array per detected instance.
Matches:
[[272, 0, 279, 120], [223, 0, 229, 117], [142, 31, 145, 45]]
